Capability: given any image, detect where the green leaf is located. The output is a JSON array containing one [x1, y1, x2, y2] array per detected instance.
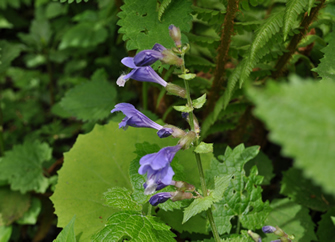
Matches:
[[0, 41, 24, 73], [158, 0, 172, 21], [51, 121, 212, 240], [317, 207, 335, 241], [117, 0, 192, 51], [222, 230, 250, 241], [207, 144, 270, 234], [192, 94, 207, 109], [59, 22, 107, 49], [280, 167, 335, 211], [248, 77, 335, 195], [313, 30, 335, 82], [0, 225, 12, 242], [194, 142, 213, 154], [173, 105, 193, 112], [178, 73, 197, 81], [183, 175, 230, 223], [265, 198, 317, 241], [91, 211, 175, 242], [60, 69, 117, 121], [0, 187, 31, 226], [104, 187, 141, 211], [16, 197, 42, 225], [54, 215, 76, 242], [0, 141, 51, 193], [244, 151, 274, 185]]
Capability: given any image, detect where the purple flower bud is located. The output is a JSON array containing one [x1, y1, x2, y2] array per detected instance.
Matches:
[[152, 43, 167, 52], [111, 103, 172, 138], [149, 192, 172, 206], [248, 230, 262, 242], [120, 57, 167, 87], [138, 145, 181, 194], [262, 226, 277, 233], [169, 25, 182, 47], [134, 50, 164, 67], [270, 240, 282, 242]]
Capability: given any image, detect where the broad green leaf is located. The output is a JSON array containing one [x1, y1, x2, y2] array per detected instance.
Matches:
[[244, 151, 274, 185], [207, 144, 270, 234], [317, 207, 335, 241], [173, 105, 193, 112], [248, 77, 335, 195], [59, 22, 107, 49], [103, 187, 141, 211], [91, 211, 175, 242], [194, 142, 213, 154], [0, 41, 24, 73], [313, 29, 335, 82], [280, 167, 335, 211], [46, 2, 67, 19], [60, 69, 117, 121], [54, 215, 76, 242], [0, 141, 51, 193], [178, 73, 197, 81], [0, 15, 13, 29], [0, 225, 12, 242], [183, 175, 230, 223], [0, 187, 30, 226], [192, 94, 207, 109], [51, 121, 212, 241], [17, 197, 42, 225], [117, 0, 192, 51], [265, 198, 317, 241]]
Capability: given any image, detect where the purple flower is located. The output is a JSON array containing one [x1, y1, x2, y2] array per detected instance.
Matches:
[[138, 145, 181, 195], [118, 57, 167, 87], [149, 192, 172, 206], [262, 226, 277, 233], [111, 103, 173, 138], [134, 49, 164, 67]]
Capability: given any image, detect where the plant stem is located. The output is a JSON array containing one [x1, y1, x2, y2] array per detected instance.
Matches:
[[0, 88, 4, 157], [236, 216, 241, 234], [147, 204, 152, 216], [181, 55, 221, 242]]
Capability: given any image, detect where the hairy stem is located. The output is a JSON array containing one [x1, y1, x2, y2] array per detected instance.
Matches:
[[207, 0, 239, 113], [271, 0, 325, 78], [181, 55, 221, 242]]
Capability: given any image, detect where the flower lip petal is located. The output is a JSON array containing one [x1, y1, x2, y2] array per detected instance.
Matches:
[[134, 50, 163, 66], [121, 57, 137, 68]]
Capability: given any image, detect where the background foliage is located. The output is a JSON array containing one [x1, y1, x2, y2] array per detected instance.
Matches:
[[1, 0, 335, 241]]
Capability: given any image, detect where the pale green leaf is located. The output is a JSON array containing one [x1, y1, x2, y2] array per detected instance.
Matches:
[[0, 187, 30, 226], [91, 211, 175, 242], [117, 0, 192, 51], [104, 187, 141, 211], [16, 197, 41, 225], [173, 105, 193, 112], [194, 142, 213, 154], [248, 77, 335, 195], [317, 207, 335, 241], [0, 225, 12, 242], [0, 141, 51, 193], [265, 198, 317, 241], [178, 73, 197, 81], [280, 167, 335, 211], [60, 70, 117, 121], [54, 215, 76, 242], [192, 94, 207, 109]]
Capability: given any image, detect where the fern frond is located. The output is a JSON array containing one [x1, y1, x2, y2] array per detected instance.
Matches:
[[191, 5, 226, 26], [283, 0, 309, 40], [239, 10, 284, 88], [158, 0, 172, 21]]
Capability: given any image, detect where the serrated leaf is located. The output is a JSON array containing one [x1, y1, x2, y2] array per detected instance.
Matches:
[[54, 215, 76, 242], [265, 198, 317, 241], [178, 73, 197, 81], [104, 187, 141, 211], [314, 30, 335, 82], [192, 94, 207, 109], [173, 105, 193, 112], [206, 144, 270, 234], [117, 0, 192, 51], [280, 167, 335, 211], [0, 141, 51, 193], [51, 121, 212, 240], [194, 142, 213, 154], [60, 71, 117, 121], [248, 77, 335, 195], [16, 197, 41, 225], [91, 211, 175, 242], [59, 22, 107, 49], [222, 230, 250, 241], [0, 187, 31, 226], [317, 207, 335, 241]]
